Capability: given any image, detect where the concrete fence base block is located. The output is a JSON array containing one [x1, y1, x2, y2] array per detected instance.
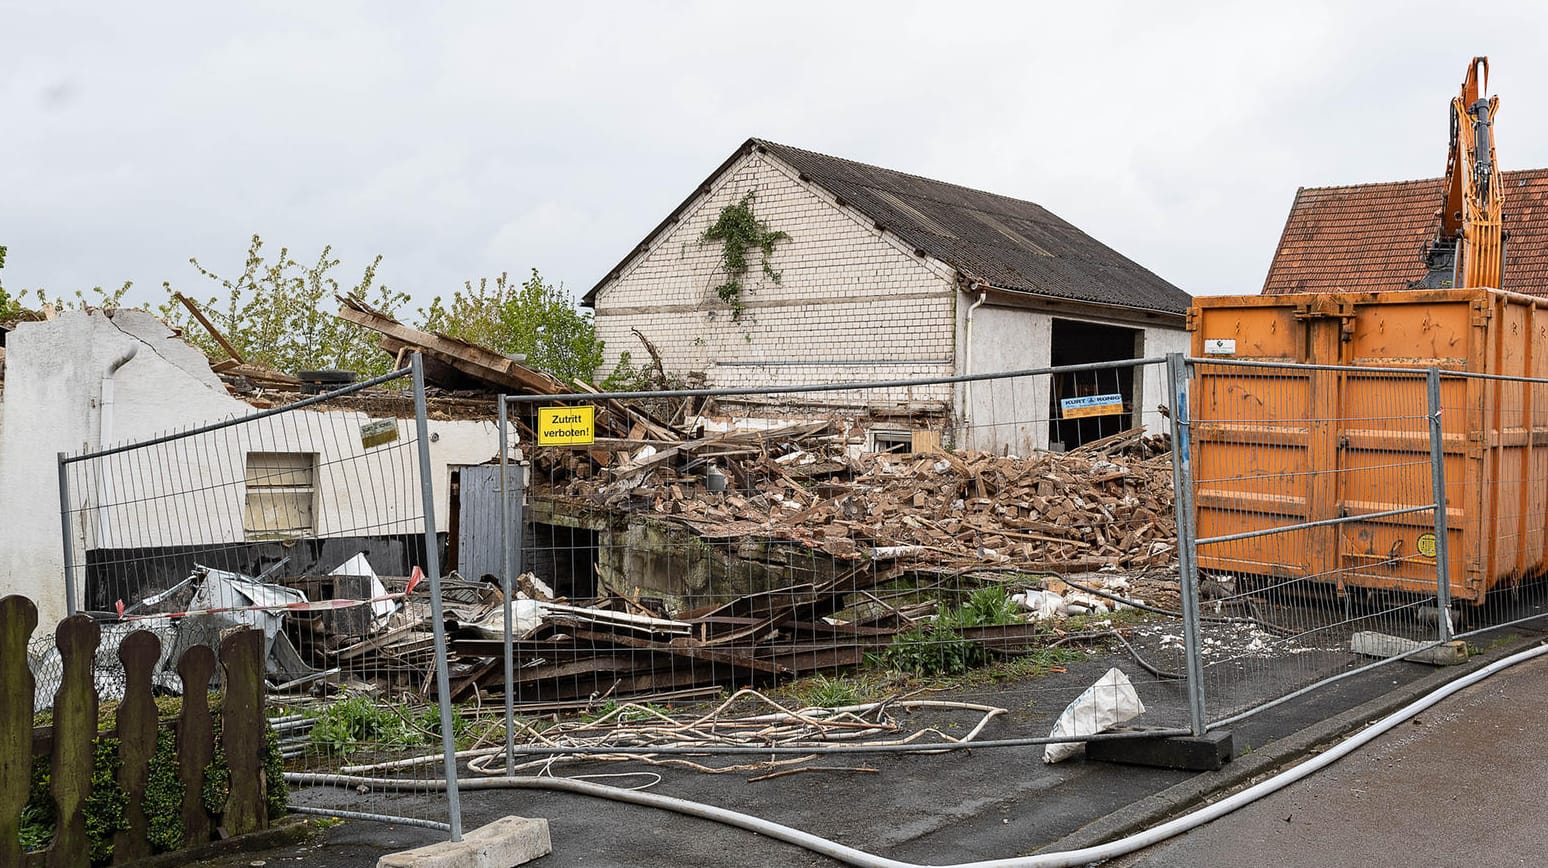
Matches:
[[1085, 727, 1234, 771], [1350, 631, 1469, 666], [377, 817, 552, 868]]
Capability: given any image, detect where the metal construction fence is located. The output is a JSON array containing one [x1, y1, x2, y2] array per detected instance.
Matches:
[[1179, 358, 1451, 728], [491, 357, 1201, 775], [52, 355, 464, 838], [39, 349, 1548, 855]]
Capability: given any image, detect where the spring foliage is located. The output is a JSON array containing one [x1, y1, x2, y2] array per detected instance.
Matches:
[[158, 235, 412, 377], [701, 192, 789, 321], [2, 236, 606, 384], [419, 268, 604, 384]]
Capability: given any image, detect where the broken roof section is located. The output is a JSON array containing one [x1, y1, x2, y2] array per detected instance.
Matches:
[[336, 295, 569, 395], [1262, 168, 1548, 295], [584, 137, 1192, 316]]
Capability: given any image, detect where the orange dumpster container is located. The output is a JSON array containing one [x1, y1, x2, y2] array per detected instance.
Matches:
[[1188, 287, 1548, 604]]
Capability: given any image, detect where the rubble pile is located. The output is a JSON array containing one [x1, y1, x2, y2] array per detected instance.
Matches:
[[541, 426, 1177, 573]]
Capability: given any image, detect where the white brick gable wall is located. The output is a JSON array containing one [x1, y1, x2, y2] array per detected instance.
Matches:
[[591, 149, 958, 408]]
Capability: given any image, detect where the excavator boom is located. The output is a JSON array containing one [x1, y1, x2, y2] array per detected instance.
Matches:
[[1417, 57, 1504, 289]]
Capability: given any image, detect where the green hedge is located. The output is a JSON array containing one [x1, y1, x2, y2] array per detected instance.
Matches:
[[19, 704, 286, 864]]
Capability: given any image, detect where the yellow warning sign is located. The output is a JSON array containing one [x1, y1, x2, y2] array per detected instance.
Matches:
[[1417, 532, 1438, 559], [537, 406, 595, 446]]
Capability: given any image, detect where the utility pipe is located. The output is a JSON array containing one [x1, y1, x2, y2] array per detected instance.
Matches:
[[961, 285, 988, 434], [289, 642, 1548, 868]]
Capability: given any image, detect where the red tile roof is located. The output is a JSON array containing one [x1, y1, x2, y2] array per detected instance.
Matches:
[[1262, 168, 1548, 295]]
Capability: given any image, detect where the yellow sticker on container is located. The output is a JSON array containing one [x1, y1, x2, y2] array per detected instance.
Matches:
[[1417, 532, 1438, 559], [537, 406, 595, 446]]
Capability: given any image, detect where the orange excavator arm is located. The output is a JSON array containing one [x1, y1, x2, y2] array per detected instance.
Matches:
[[1417, 57, 1504, 289]]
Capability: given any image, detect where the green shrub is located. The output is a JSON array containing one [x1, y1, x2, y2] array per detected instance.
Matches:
[[202, 747, 229, 817], [144, 730, 184, 852], [83, 738, 129, 864], [306, 696, 431, 755], [19, 755, 54, 852], [959, 585, 1021, 627], [873, 585, 1024, 677], [875, 617, 992, 676], [18, 701, 285, 860]]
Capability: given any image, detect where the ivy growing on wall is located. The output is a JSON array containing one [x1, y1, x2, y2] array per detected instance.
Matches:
[[701, 191, 789, 321]]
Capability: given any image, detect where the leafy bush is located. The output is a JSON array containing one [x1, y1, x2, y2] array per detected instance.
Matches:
[[876, 617, 992, 676], [19, 702, 284, 861], [19, 755, 54, 853], [160, 235, 411, 377], [874, 585, 1024, 677], [83, 739, 129, 864], [144, 730, 185, 852], [264, 727, 287, 821], [419, 268, 603, 383]]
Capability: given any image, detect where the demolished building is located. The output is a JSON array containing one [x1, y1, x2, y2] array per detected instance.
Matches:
[[0, 306, 503, 632]]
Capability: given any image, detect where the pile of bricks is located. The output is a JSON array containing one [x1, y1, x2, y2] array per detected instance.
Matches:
[[543, 427, 1177, 572]]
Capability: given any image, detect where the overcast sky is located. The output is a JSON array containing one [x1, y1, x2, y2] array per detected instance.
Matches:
[[6, 1, 1548, 311]]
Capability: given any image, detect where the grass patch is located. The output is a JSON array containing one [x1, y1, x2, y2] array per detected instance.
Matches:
[[779, 673, 880, 708], [579, 700, 672, 724], [1062, 606, 1156, 631], [954, 646, 1090, 689]]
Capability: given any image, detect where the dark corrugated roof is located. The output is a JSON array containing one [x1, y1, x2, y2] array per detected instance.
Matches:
[[586, 138, 1191, 315], [1262, 168, 1548, 295]]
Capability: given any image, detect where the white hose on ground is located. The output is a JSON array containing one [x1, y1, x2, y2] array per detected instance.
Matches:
[[289, 641, 1548, 867]]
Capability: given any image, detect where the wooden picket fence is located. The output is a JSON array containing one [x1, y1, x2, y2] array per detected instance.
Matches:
[[0, 595, 271, 867]]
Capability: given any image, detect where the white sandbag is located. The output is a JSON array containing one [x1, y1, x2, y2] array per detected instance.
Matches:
[[1043, 667, 1146, 763]]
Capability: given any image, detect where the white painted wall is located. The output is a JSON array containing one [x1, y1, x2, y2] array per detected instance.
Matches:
[[0, 309, 498, 630], [960, 303, 1186, 454], [962, 305, 1054, 455], [1138, 325, 1190, 433], [592, 148, 958, 408]]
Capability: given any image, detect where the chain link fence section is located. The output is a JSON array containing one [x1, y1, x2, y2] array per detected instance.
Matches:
[[475, 358, 1210, 777], [54, 357, 463, 838], [1182, 357, 1453, 728]]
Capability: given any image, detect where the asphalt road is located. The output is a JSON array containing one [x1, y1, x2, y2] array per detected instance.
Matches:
[[1113, 652, 1548, 868], [194, 599, 1548, 867]]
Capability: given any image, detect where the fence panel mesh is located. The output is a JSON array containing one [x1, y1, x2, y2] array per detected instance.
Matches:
[[481, 360, 1199, 778], [1443, 369, 1548, 639], [1187, 359, 1448, 725], [55, 366, 461, 833]]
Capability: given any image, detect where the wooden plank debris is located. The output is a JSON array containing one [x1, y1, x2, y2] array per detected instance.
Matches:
[[336, 295, 567, 395]]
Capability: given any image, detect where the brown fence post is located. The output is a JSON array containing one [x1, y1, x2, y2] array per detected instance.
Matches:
[[218, 629, 265, 836], [111, 631, 160, 863], [48, 615, 100, 868], [175, 645, 216, 847], [0, 596, 39, 868]]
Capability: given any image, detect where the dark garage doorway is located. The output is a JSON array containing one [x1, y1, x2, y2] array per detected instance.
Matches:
[[1048, 318, 1141, 450]]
